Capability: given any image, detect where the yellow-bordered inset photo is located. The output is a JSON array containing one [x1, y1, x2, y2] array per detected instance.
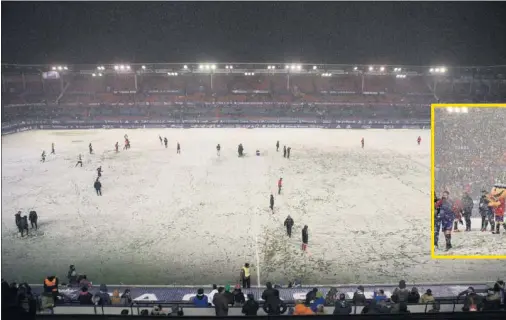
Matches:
[[431, 104, 506, 259]]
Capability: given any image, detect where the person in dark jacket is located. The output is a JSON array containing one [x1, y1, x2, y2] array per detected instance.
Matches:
[[28, 211, 38, 230], [458, 287, 482, 312], [262, 282, 279, 303], [233, 285, 246, 305], [270, 194, 275, 212], [192, 288, 209, 307], [284, 215, 294, 237], [242, 293, 259, 316], [95, 284, 111, 305], [479, 190, 491, 231], [262, 290, 287, 315], [461, 192, 474, 231], [398, 302, 410, 313], [353, 286, 366, 305], [223, 285, 235, 306], [392, 280, 409, 303], [302, 225, 309, 251], [407, 287, 420, 303], [213, 287, 229, 316], [283, 145, 287, 158], [94, 178, 102, 196], [287, 147, 291, 159], [276, 141, 280, 152], [334, 293, 352, 315], [19, 216, 29, 237], [305, 288, 318, 305], [67, 265, 77, 285], [78, 286, 93, 305], [15, 212, 22, 229]]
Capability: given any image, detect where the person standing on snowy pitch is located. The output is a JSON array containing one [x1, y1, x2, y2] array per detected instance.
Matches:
[[238, 144, 244, 157], [284, 215, 294, 237], [301, 225, 309, 251], [269, 194, 275, 212], [276, 141, 280, 152], [217, 144, 221, 156], [94, 178, 102, 196], [29, 211, 38, 230], [361, 138, 365, 149], [115, 142, 119, 153], [479, 189, 492, 231], [417, 136, 421, 146], [51, 143, 55, 154], [283, 146, 287, 158], [89, 143, 93, 155], [159, 135, 163, 145], [75, 154, 83, 167], [164, 137, 168, 148], [19, 216, 29, 237], [434, 192, 442, 248], [41, 151, 46, 163], [97, 166, 102, 178], [461, 191, 474, 231], [287, 147, 291, 159], [278, 178, 283, 195], [435, 191, 455, 251], [177, 142, 181, 154]]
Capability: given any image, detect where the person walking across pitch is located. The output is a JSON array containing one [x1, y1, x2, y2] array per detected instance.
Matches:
[[51, 143, 55, 154], [283, 146, 287, 158], [278, 178, 283, 195], [240, 263, 251, 289], [164, 137, 168, 148], [287, 147, 291, 159], [29, 211, 38, 230], [177, 142, 181, 154], [284, 215, 294, 237], [94, 178, 102, 196], [269, 194, 275, 212], [216, 144, 221, 156], [75, 154, 83, 167], [97, 166, 103, 178], [41, 151, 46, 163], [302, 225, 309, 251], [89, 143, 93, 155], [115, 142, 119, 152], [276, 141, 280, 152], [159, 135, 163, 145]]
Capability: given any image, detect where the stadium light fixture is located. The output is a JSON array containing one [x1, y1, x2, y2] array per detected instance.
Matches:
[[321, 73, 332, 77], [380, 66, 385, 72], [211, 65, 217, 70], [141, 65, 146, 70], [98, 73, 103, 77], [52, 67, 56, 71], [183, 65, 188, 69], [430, 68, 434, 73], [313, 66, 317, 70], [63, 66, 68, 70], [369, 66, 374, 71], [285, 65, 289, 69], [297, 65, 302, 70], [353, 66, 358, 71], [92, 73, 96, 77], [199, 65, 203, 70], [114, 65, 119, 70]]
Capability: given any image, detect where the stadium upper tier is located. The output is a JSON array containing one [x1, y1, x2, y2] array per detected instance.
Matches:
[[2, 64, 505, 106]]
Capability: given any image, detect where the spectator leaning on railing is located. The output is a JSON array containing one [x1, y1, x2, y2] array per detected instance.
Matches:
[[242, 293, 259, 316], [420, 289, 435, 304]]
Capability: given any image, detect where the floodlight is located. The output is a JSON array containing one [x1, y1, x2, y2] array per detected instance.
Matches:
[[211, 65, 216, 70], [430, 68, 434, 73], [126, 65, 131, 70], [205, 65, 210, 70], [58, 66, 63, 71], [183, 65, 188, 69], [199, 65, 203, 70], [313, 66, 317, 70], [435, 68, 440, 73], [285, 65, 289, 69], [63, 66, 68, 70], [52, 67, 56, 71], [441, 67, 447, 73], [353, 67, 358, 71], [380, 66, 385, 72], [142, 65, 146, 70], [114, 65, 119, 70], [92, 73, 96, 77], [98, 73, 103, 77], [290, 65, 296, 70], [297, 65, 302, 70], [369, 66, 373, 71], [448, 107, 454, 113]]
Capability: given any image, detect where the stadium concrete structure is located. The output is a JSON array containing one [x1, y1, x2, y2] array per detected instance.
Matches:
[[1, 63, 506, 315]]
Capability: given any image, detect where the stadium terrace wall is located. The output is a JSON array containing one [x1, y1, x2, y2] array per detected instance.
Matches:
[[1, 119, 430, 135]]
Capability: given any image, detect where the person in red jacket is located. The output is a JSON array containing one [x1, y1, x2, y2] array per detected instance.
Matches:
[[278, 178, 283, 195]]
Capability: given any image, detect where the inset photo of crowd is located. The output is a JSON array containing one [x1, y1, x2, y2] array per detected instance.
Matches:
[[432, 104, 506, 258]]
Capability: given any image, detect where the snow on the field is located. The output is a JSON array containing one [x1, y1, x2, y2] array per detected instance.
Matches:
[[2, 129, 505, 285]]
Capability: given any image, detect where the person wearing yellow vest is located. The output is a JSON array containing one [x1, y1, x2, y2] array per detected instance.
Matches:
[[240, 263, 251, 289]]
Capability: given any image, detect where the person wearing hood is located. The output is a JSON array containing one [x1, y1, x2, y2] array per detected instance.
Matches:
[[233, 284, 246, 305], [94, 284, 111, 305], [305, 288, 318, 305], [294, 300, 314, 315], [284, 215, 294, 237], [407, 287, 420, 303], [223, 285, 234, 306], [333, 293, 351, 315], [67, 265, 77, 285], [262, 290, 287, 315], [353, 286, 366, 305], [325, 287, 338, 305], [212, 287, 229, 316], [310, 291, 325, 312], [242, 293, 259, 316], [420, 289, 435, 304], [208, 284, 218, 306], [192, 288, 209, 307], [262, 282, 279, 303], [78, 286, 93, 305]]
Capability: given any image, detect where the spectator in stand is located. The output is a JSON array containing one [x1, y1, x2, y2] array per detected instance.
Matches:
[[94, 284, 111, 305], [398, 302, 411, 314], [120, 289, 132, 306], [353, 285, 366, 305], [151, 304, 167, 316], [67, 265, 77, 286], [315, 304, 325, 315], [43, 276, 59, 301], [233, 284, 245, 305], [78, 286, 93, 305], [294, 300, 314, 315], [374, 289, 388, 302], [223, 285, 234, 306], [111, 290, 121, 305], [262, 290, 287, 315], [212, 287, 229, 316], [408, 287, 420, 303], [333, 293, 352, 315], [17, 283, 37, 316], [79, 275, 91, 289], [262, 282, 279, 303], [305, 287, 318, 305], [483, 283, 502, 311], [458, 287, 482, 312], [420, 289, 435, 304], [242, 293, 259, 316], [192, 288, 209, 307], [208, 284, 218, 306], [310, 291, 325, 312], [325, 287, 338, 305], [392, 280, 409, 303]]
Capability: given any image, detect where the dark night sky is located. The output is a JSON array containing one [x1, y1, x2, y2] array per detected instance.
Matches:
[[2, 1, 506, 65]]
